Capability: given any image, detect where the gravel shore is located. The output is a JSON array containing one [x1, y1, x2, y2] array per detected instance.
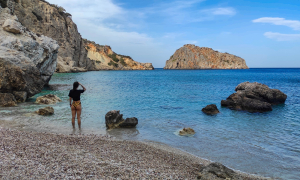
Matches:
[[0, 127, 270, 179]]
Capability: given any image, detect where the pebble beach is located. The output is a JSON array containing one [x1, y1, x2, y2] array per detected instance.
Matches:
[[0, 126, 271, 179]]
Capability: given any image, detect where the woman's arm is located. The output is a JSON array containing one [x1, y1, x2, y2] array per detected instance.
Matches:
[[69, 97, 72, 107], [78, 82, 86, 92]]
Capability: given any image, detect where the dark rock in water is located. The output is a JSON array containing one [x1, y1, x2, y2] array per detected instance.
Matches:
[[179, 128, 195, 136], [119, 117, 138, 128], [105, 110, 124, 129], [202, 104, 220, 115], [197, 162, 242, 180], [13, 91, 27, 102], [0, 93, 17, 107], [105, 110, 138, 129], [36, 107, 54, 116], [221, 82, 287, 113]]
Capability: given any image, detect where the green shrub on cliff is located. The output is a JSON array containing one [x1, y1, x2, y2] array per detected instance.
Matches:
[[108, 53, 119, 63], [50, 4, 66, 13], [120, 58, 127, 66], [108, 60, 118, 68]]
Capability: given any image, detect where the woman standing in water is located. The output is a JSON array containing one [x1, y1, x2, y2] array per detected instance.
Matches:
[[69, 82, 86, 129]]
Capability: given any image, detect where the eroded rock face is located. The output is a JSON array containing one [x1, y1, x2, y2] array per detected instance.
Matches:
[[164, 44, 248, 69], [105, 110, 138, 129], [179, 128, 195, 136], [202, 104, 220, 115], [35, 94, 62, 104], [197, 163, 242, 180], [12, 0, 154, 72], [221, 82, 287, 112], [80, 40, 154, 71], [2, 19, 21, 34], [0, 8, 59, 101], [36, 106, 54, 115], [13, 91, 27, 102], [0, 93, 17, 107]]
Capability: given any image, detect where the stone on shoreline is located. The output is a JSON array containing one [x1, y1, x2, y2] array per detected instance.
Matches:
[[197, 162, 241, 180], [179, 128, 195, 136], [105, 110, 138, 129], [0, 93, 17, 107], [36, 106, 54, 116], [202, 104, 220, 115], [35, 94, 62, 104], [221, 82, 287, 113]]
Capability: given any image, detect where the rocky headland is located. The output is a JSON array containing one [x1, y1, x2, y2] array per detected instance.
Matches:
[[0, 6, 59, 105], [164, 44, 248, 69], [9, 0, 153, 72]]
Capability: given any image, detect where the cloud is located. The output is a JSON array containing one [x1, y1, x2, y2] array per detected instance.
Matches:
[[48, 0, 123, 21], [253, 17, 300, 30], [253, 17, 300, 41], [46, 0, 238, 67], [206, 7, 236, 16], [264, 32, 300, 41], [139, 0, 236, 23]]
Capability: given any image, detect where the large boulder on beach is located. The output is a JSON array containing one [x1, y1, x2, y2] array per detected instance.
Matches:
[[36, 106, 54, 116], [0, 8, 59, 102], [179, 128, 195, 136], [35, 94, 62, 104], [202, 104, 220, 115], [105, 110, 138, 129], [197, 162, 242, 180], [221, 82, 287, 113], [0, 93, 17, 107]]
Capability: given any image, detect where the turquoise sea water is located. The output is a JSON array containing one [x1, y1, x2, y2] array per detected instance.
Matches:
[[0, 68, 300, 179]]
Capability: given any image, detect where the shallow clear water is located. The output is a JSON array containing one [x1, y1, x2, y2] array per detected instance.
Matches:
[[1, 68, 300, 179]]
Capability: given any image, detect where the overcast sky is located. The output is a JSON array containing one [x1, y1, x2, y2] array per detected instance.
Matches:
[[47, 0, 300, 68]]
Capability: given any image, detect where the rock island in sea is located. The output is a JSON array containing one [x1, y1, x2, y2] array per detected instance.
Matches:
[[164, 44, 248, 69]]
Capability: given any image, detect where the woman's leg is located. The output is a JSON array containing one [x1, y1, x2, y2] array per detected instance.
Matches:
[[76, 105, 82, 129], [71, 106, 76, 128]]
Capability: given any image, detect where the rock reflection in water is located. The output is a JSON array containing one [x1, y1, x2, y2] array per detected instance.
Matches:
[[106, 128, 140, 140]]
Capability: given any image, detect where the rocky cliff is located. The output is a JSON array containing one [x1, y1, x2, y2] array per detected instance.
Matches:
[[164, 44, 248, 69], [10, 0, 153, 72], [0, 6, 59, 105], [80, 39, 154, 71]]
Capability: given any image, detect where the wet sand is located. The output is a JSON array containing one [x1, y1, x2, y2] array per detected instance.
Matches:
[[0, 126, 271, 179]]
